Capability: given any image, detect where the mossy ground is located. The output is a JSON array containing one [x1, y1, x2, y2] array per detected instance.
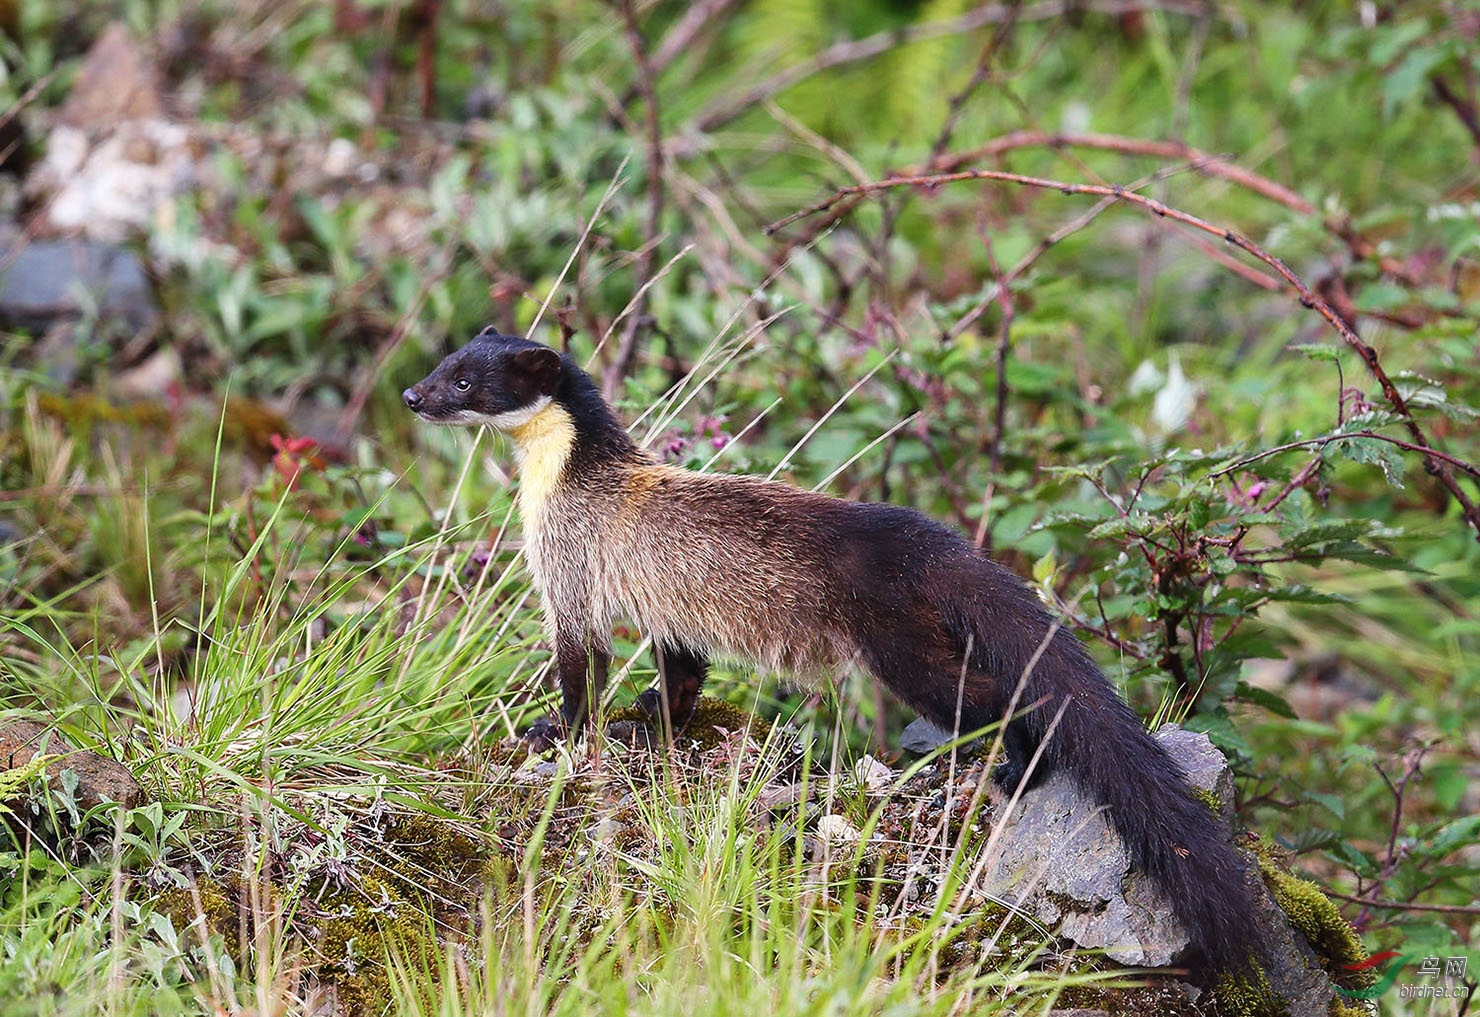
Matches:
[[149, 806, 490, 1014]]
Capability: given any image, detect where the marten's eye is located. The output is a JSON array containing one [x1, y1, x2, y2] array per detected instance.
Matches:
[[455, 379, 471, 391]]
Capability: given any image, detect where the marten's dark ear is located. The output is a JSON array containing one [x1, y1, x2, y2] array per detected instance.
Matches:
[[509, 346, 562, 397]]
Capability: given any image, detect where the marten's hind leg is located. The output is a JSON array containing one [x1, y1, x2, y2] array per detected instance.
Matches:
[[992, 717, 1046, 792], [637, 642, 708, 728], [858, 628, 1047, 786]]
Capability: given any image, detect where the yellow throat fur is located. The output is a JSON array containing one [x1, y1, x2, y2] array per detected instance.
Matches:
[[507, 402, 577, 522]]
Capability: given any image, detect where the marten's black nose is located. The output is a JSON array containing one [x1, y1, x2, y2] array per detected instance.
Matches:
[[402, 388, 422, 411]]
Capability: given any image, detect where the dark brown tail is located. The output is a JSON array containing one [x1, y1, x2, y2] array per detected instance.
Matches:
[[847, 515, 1261, 971], [1022, 634, 1261, 970]]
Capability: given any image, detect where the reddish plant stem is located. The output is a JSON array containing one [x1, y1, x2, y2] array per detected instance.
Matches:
[[932, 129, 1314, 213], [604, 0, 666, 399], [764, 167, 1480, 540]]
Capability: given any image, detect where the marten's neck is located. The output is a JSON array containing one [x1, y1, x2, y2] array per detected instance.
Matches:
[[506, 360, 641, 522]]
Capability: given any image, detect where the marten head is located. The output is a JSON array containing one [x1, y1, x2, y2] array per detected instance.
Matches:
[[403, 329, 564, 429]]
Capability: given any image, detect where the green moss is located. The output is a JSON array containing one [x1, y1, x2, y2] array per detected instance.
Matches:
[[1213, 966, 1290, 1017], [602, 695, 762, 751], [1203, 841, 1373, 1016], [155, 876, 242, 951], [315, 873, 437, 1016], [149, 807, 490, 1017], [687, 697, 756, 736], [1257, 855, 1371, 990], [1190, 784, 1224, 814]]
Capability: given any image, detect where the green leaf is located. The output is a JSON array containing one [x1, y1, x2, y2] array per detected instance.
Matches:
[[1305, 792, 1346, 820], [1262, 585, 1350, 606], [1382, 43, 1450, 117], [1031, 550, 1057, 584], [1321, 544, 1430, 574], [1336, 436, 1406, 487], [1353, 282, 1411, 313], [1287, 342, 1340, 363], [1429, 815, 1480, 855], [1188, 498, 1210, 530], [1235, 680, 1298, 720], [1086, 513, 1151, 540], [1283, 519, 1378, 549], [1430, 762, 1467, 812]]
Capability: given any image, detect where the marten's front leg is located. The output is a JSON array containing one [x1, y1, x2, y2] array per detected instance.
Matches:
[[526, 629, 608, 748], [637, 642, 708, 730]]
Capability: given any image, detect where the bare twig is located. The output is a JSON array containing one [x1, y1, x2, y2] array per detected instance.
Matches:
[[648, 0, 740, 83], [1352, 749, 1431, 928], [604, 0, 667, 400], [925, 3, 1022, 168], [1432, 75, 1480, 151], [1324, 890, 1480, 917], [0, 70, 55, 135], [935, 129, 1434, 288], [1209, 431, 1480, 485], [979, 230, 1014, 478], [764, 167, 1480, 538], [931, 130, 1314, 214], [1131, 9, 1211, 337], [334, 265, 437, 446]]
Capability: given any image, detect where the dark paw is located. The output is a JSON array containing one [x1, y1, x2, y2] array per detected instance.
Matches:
[[523, 716, 565, 752], [636, 688, 663, 717], [992, 755, 1027, 792], [635, 687, 699, 728], [992, 754, 1049, 792]]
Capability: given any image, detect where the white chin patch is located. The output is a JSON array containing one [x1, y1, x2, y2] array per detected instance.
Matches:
[[440, 396, 552, 430]]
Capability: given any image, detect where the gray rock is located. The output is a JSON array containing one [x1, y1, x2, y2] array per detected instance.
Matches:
[[1157, 722, 1237, 821], [900, 716, 981, 755], [0, 228, 156, 336], [983, 725, 1341, 1015], [985, 761, 1186, 967]]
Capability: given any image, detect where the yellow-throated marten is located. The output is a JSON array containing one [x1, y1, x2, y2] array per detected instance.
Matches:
[[403, 329, 1259, 972]]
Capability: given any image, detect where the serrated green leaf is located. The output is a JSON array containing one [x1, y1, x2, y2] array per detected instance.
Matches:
[[1321, 544, 1430, 573], [1328, 841, 1375, 874], [1262, 585, 1351, 606], [1382, 43, 1451, 117], [1285, 827, 1342, 853], [1305, 792, 1347, 820], [1368, 19, 1431, 65], [1283, 519, 1377, 549], [1188, 498, 1210, 530], [1086, 515, 1144, 540], [1336, 436, 1407, 487], [1429, 815, 1480, 854]]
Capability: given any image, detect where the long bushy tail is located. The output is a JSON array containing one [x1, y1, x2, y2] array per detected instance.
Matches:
[[913, 559, 1262, 972], [845, 514, 1261, 970], [1030, 637, 1261, 971]]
